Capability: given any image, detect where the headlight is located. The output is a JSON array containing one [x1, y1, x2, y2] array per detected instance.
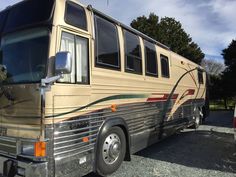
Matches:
[[21, 141, 34, 156], [21, 141, 46, 157]]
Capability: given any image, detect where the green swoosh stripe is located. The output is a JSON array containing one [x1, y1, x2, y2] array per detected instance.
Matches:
[[46, 94, 148, 118]]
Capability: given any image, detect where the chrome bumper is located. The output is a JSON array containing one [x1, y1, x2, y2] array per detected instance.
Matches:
[[0, 155, 48, 177]]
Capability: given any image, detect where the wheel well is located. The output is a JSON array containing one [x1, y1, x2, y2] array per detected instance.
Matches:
[[95, 118, 131, 167], [115, 125, 131, 161]]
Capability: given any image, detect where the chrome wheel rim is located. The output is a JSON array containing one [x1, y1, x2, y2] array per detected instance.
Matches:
[[195, 115, 200, 125], [194, 107, 200, 126], [102, 133, 121, 165]]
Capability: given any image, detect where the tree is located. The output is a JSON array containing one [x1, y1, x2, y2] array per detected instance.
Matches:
[[201, 59, 225, 76], [213, 39, 236, 109], [222, 40, 236, 97], [131, 13, 205, 64], [200, 59, 225, 108], [131, 13, 159, 40], [157, 17, 191, 54], [222, 40, 236, 68]]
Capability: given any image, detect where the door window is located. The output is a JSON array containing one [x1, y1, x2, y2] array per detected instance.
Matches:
[[76, 36, 89, 83], [59, 32, 89, 84]]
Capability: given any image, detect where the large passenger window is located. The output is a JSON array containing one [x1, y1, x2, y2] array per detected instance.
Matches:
[[0, 10, 8, 35], [65, 1, 87, 31], [59, 32, 89, 84], [124, 30, 142, 74], [161, 54, 170, 78], [198, 70, 204, 84], [95, 15, 120, 69], [144, 40, 158, 77]]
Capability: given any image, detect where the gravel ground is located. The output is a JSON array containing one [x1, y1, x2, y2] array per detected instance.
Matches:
[[86, 111, 236, 177]]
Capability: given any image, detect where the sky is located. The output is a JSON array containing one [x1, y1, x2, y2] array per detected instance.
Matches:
[[1, 0, 236, 63]]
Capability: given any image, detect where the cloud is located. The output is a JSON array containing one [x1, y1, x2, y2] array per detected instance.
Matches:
[[0, 0, 21, 10]]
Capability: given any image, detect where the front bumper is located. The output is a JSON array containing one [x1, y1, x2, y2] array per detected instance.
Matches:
[[0, 155, 48, 177]]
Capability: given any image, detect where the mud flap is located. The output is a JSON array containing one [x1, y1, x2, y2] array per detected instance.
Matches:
[[3, 160, 17, 177]]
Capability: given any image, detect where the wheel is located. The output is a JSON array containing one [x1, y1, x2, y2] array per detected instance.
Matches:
[[202, 107, 207, 123], [96, 126, 126, 176], [192, 107, 203, 129], [199, 108, 204, 123]]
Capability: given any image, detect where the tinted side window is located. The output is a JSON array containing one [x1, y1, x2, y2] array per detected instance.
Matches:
[[95, 15, 120, 69], [0, 10, 8, 35], [198, 70, 204, 84], [124, 30, 142, 74], [144, 40, 158, 77], [65, 1, 87, 31], [161, 55, 170, 78]]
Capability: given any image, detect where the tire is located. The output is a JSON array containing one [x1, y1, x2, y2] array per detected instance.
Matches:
[[192, 107, 202, 129], [96, 126, 126, 176]]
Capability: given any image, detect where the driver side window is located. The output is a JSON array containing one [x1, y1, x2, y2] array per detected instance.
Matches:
[[59, 32, 89, 84]]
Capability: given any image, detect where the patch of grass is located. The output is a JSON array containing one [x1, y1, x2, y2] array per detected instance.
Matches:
[[210, 99, 235, 111]]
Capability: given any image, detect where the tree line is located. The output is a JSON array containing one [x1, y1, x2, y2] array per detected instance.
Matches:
[[212, 40, 236, 109]]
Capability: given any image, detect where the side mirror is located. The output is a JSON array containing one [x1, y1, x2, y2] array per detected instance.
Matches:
[[55, 51, 72, 75]]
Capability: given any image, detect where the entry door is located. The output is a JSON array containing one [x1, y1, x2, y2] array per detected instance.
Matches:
[[52, 30, 91, 123], [53, 30, 92, 169]]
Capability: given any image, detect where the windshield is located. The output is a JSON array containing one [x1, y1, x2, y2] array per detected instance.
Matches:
[[1, 0, 54, 35], [0, 28, 49, 84]]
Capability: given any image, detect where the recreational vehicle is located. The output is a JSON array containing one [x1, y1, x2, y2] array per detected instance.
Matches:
[[0, 0, 208, 176]]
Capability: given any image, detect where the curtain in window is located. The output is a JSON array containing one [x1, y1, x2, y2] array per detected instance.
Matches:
[[76, 36, 88, 83], [59, 32, 75, 83]]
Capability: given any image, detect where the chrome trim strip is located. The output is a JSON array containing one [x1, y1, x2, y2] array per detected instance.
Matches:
[[54, 129, 98, 140], [55, 147, 94, 160], [54, 125, 100, 135], [0, 142, 16, 148], [0, 125, 40, 131], [56, 116, 104, 124], [0, 137, 16, 142], [54, 134, 97, 146], [54, 138, 96, 151], [54, 143, 95, 156]]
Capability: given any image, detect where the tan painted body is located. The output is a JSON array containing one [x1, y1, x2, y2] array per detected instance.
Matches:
[[45, 0, 206, 124]]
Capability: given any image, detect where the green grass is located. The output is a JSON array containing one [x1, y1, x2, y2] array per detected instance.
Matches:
[[210, 99, 235, 111]]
